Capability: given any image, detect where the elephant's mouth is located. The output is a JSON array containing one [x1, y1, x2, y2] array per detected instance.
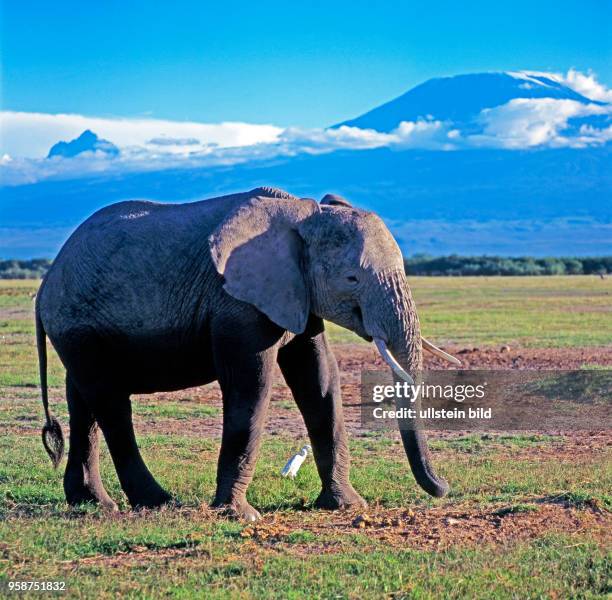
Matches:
[[351, 305, 373, 342]]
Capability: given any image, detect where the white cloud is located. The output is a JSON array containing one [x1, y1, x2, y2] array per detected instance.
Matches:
[[470, 98, 612, 149], [1, 69, 610, 186], [277, 120, 456, 154], [278, 125, 395, 152], [560, 69, 612, 103], [0, 119, 458, 186], [0, 144, 281, 186], [147, 137, 201, 146], [393, 120, 459, 149], [0, 111, 282, 158]]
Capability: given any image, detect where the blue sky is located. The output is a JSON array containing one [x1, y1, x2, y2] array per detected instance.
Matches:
[[2, 0, 610, 127]]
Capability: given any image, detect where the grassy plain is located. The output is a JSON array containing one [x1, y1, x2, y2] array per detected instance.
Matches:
[[327, 275, 612, 347], [0, 277, 610, 598]]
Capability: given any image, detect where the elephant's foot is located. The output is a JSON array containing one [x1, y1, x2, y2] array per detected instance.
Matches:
[[126, 482, 174, 510], [66, 486, 119, 512], [315, 484, 367, 510], [65, 474, 119, 512], [211, 497, 262, 522]]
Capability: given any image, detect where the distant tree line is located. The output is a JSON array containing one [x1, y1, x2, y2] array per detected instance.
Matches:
[[1, 256, 611, 279], [404, 255, 612, 276], [0, 259, 52, 279]]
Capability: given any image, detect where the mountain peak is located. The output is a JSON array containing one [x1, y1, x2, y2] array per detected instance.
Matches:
[[48, 130, 119, 158], [337, 71, 603, 132]]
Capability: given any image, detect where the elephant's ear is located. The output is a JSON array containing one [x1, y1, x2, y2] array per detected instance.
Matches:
[[209, 196, 319, 334]]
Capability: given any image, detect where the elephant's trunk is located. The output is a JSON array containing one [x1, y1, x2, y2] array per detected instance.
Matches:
[[367, 270, 449, 498]]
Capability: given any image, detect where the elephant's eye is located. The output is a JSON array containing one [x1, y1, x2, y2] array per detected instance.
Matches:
[[346, 275, 359, 284]]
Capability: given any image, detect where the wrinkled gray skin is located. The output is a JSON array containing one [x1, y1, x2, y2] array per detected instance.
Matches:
[[37, 187, 448, 520]]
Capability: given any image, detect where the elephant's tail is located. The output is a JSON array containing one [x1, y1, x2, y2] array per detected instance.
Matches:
[[36, 300, 64, 469]]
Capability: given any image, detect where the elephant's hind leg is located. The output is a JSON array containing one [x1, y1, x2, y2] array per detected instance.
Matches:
[[64, 377, 117, 511], [90, 391, 172, 509]]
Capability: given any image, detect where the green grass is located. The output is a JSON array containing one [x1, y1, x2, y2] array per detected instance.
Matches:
[[135, 402, 220, 420], [0, 432, 610, 598], [1, 277, 611, 597], [329, 275, 612, 347], [3, 531, 609, 598]]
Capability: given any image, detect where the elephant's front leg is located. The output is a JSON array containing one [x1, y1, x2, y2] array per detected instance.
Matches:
[[211, 340, 277, 521], [278, 322, 367, 510]]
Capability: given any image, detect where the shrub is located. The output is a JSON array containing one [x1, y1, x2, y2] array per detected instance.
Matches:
[[0, 259, 52, 279], [404, 255, 612, 276]]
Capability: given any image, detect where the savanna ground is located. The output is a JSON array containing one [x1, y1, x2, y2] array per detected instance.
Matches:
[[0, 276, 610, 599]]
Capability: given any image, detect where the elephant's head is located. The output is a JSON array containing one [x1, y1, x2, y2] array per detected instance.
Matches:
[[210, 190, 457, 497]]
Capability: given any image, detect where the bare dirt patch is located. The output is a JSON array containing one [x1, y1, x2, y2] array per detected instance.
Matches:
[[59, 545, 210, 570], [238, 501, 611, 554], [49, 501, 611, 570]]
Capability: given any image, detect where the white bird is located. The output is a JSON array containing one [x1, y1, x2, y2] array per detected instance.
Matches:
[[281, 445, 312, 478]]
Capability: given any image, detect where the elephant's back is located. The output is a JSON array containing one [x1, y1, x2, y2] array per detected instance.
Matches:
[[38, 198, 223, 342], [47, 186, 294, 275], [38, 187, 297, 342]]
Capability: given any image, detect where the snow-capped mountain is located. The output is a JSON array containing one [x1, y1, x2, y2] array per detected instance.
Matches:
[[47, 130, 119, 159], [336, 71, 607, 132], [1, 70, 610, 258]]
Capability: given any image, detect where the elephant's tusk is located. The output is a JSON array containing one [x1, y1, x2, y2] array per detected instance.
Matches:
[[421, 337, 462, 366], [374, 338, 415, 384]]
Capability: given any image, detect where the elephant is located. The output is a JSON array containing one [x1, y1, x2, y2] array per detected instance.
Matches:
[[37, 186, 458, 520]]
